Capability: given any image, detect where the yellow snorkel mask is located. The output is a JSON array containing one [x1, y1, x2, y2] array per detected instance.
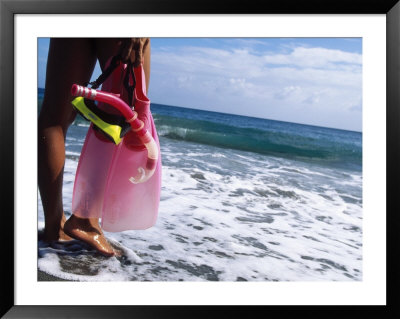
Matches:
[[71, 97, 131, 145]]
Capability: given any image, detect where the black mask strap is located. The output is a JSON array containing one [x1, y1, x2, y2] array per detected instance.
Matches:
[[123, 60, 136, 106], [85, 55, 122, 89], [83, 55, 136, 107]]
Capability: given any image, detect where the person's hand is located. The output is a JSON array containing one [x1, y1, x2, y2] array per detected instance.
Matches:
[[118, 38, 150, 67]]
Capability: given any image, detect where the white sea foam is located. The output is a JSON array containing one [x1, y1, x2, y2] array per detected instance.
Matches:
[[38, 131, 362, 282]]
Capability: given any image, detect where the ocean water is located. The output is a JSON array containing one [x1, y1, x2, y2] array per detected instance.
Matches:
[[38, 89, 363, 281]]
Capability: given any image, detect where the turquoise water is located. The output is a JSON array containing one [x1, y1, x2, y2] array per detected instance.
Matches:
[[152, 103, 361, 171]]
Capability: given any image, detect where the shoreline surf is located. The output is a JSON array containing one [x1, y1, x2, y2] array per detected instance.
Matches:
[[38, 90, 363, 282]]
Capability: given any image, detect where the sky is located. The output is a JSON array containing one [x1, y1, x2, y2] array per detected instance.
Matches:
[[38, 38, 362, 131]]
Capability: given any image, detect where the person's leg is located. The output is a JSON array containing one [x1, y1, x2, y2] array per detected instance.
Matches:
[[63, 39, 151, 256], [46, 38, 151, 256], [38, 38, 97, 242]]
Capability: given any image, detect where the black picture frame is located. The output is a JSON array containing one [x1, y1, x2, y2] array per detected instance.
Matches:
[[1, 0, 399, 318]]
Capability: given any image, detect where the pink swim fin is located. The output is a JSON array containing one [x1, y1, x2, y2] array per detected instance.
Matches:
[[71, 59, 161, 232]]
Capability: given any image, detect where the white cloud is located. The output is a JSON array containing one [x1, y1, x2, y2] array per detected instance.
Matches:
[[263, 47, 362, 69], [150, 43, 362, 131], [274, 86, 302, 100]]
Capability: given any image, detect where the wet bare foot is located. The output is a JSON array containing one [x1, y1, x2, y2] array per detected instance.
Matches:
[[42, 213, 73, 242], [64, 215, 115, 257]]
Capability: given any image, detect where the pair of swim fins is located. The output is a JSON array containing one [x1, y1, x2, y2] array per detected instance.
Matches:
[[70, 57, 161, 232]]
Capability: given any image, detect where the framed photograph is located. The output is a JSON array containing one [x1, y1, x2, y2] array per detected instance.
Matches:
[[2, 0, 398, 317]]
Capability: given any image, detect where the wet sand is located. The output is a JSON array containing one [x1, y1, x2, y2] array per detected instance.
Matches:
[[38, 270, 73, 282]]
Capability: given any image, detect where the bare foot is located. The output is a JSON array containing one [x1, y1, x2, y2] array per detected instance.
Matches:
[[64, 215, 115, 257], [42, 213, 73, 242]]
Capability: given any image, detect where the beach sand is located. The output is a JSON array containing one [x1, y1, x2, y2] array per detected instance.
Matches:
[[38, 270, 73, 282]]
